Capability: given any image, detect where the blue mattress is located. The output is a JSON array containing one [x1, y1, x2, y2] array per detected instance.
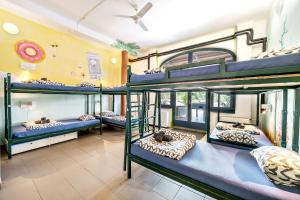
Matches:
[[129, 53, 300, 84], [102, 116, 126, 127], [210, 127, 273, 149], [11, 83, 99, 92], [12, 119, 100, 139], [101, 116, 139, 127], [131, 141, 300, 200]]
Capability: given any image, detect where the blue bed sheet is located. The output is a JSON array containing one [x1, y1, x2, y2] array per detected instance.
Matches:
[[131, 141, 300, 200], [100, 116, 139, 127], [129, 53, 300, 84], [12, 119, 100, 139], [11, 83, 99, 92]]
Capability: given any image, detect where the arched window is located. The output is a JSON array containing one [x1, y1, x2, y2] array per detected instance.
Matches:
[[160, 47, 236, 69]]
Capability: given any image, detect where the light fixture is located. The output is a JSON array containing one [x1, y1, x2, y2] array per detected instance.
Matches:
[[2, 22, 19, 35], [111, 57, 117, 64]]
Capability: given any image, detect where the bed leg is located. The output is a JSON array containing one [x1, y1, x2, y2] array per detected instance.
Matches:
[[127, 157, 131, 179], [123, 134, 127, 171]]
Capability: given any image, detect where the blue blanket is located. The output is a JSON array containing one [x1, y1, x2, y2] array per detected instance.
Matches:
[[11, 83, 99, 92], [131, 141, 300, 200]]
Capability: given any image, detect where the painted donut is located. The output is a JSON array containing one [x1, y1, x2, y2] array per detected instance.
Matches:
[[16, 41, 45, 63]]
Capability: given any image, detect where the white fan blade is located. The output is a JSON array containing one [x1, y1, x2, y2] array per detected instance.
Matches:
[[127, 0, 138, 11], [113, 14, 134, 19], [137, 2, 152, 18], [138, 20, 148, 31]]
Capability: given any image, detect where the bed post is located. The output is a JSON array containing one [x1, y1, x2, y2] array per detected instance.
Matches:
[[206, 90, 211, 143], [141, 91, 146, 137], [217, 93, 220, 122], [292, 89, 300, 152], [112, 94, 115, 113], [256, 93, 260, 126], [158, 91, 161, 130], [152, 92, 158, 134], [281, 89, 288, 148], [126, 88, 132, 178], [86, 95, 89, 114], [100, 84, 103, 135], [6, 73, 12, 159]]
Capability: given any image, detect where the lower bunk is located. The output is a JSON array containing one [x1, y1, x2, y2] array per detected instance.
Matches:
[[7, 119, 100, 157], [128, 140, 300, 200], [209, 122, 273, 149]]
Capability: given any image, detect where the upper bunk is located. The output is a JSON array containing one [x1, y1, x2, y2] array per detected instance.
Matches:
[[5, 74, 100, 95], [127, 48, 300, 91]]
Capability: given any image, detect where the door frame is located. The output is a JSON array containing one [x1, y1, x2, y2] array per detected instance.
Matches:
[[172, 91, 206, 130]]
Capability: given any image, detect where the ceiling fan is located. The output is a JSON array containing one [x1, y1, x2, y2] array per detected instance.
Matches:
[[114, 1, 153, 31]]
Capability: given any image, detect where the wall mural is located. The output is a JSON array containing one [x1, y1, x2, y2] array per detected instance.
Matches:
[[268, 0, 300, 50], [15, 40, 45, 63]]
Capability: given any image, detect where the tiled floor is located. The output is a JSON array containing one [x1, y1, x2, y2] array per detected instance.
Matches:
[[0, 128, 213, 200]]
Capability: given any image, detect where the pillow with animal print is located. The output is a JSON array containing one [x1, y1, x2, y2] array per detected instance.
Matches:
[[79, 114, 95, 121], [252, 47, 300, 59], [23, 120, 63, 130], [250, 146, 300, 187], [217, 130, 257, 145], [101, 111, 116, 117], [216, 122, 260, 135]]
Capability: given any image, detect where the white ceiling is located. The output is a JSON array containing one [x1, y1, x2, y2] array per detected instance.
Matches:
[[2, 0, 274, 49]]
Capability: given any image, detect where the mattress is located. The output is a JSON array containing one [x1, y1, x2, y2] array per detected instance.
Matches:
[[210, 127, 273, 148], [101, 116, 139, 127], [131, 141, 300, 200], [129, 53, 300, 84], [11, 83, 99, 92], [12, 119, 100, 139]]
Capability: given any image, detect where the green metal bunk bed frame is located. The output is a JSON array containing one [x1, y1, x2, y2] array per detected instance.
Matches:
[[4, 73, 101, 159], [99, 85, 127, 134], [124, 53, 300, 199]]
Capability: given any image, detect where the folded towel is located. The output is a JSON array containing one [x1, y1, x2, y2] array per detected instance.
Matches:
[[79, 114, 96, 121]]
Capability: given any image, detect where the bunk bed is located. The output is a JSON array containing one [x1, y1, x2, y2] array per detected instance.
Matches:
[[208, 92, 273, 150], [98, 85, 128, 133], [125, 48, 300, 199], [4, 74, 101, 158]]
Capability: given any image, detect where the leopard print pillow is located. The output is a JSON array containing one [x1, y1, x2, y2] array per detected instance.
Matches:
[[252, 47, 300, 59], [216, 122, 260, 135], [250, 146, 300, 187], [23, 120, 63, 130], [217, 130, 257, 145], [101, 111, 116, 117], [79, 114, 96, 121], [138, 129, 196, 160]]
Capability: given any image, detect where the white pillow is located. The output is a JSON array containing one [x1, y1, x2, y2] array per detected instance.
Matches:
[[250, 146, 300, 187]]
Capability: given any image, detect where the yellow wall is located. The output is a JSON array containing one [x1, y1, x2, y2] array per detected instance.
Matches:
[[0, 9, 121, 86]]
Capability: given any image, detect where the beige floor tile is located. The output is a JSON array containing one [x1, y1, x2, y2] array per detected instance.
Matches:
[[22, 157, 57, 179], [33, 172, 82, 200], [174, 187, 205, 200], [60, 164, 105, 198], [153, 178, 181, 199], [0, 178, 41, 200], [133, 168, 162, 191], [1, 156, 29, 184]]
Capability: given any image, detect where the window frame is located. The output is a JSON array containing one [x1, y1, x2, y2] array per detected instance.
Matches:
[[210, 93, 236, 113], [160, 92, 172, 108]]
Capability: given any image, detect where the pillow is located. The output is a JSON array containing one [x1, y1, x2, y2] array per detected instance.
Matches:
[[78, 82, 95, 88], [216, 122, 260, 135], [216, 130, 257, 146], [79, 114, 95, 121], [23, 120, 63, 130], [252, 47, 300, 59], [250, 146, 300, 187], [144, 68, 161, 74], [101, 111, 116, 117]]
